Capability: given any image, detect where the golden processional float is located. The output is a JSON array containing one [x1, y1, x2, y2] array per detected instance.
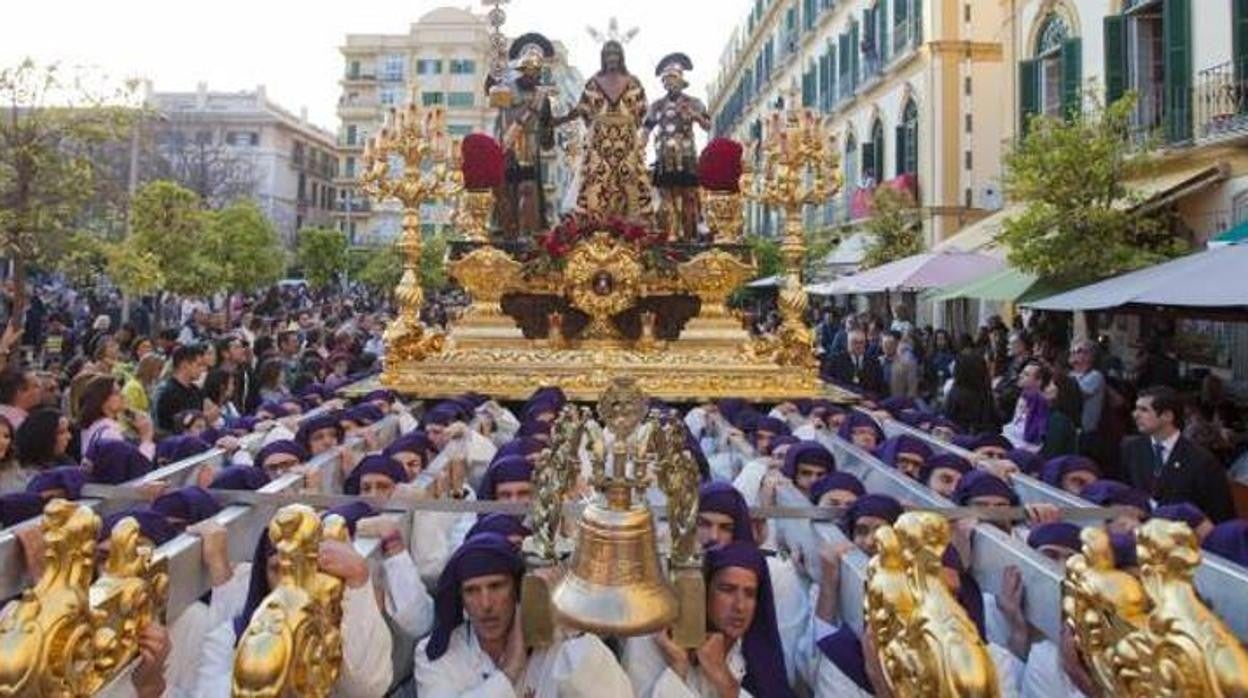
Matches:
[[361, 73, 850, 403]]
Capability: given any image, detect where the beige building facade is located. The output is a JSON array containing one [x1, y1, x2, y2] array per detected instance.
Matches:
[[707, 0, 1010, 250], [334, 6, 583, 246], [145, 83, 339, 246]]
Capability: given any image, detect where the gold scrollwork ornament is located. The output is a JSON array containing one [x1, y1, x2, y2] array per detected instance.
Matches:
[[232, 505, 349, 698], [677, 249, 755, 319], [1062, 521, 1248, 698], [449, 245, 523, 318], [865, 512, 999, 697], [563, 232, 643, 339]]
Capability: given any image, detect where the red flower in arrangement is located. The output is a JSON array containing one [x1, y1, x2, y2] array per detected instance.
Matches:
[[698, 138, 745, 193], [461, 134, 505, 190]]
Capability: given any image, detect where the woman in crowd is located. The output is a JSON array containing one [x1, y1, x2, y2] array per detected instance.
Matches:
[[0, 415, 27, 493], [943, 350, 999, 434], [16, 408, 75, 470], [254, 357, 290, 405], [77, 374, 156, 459], [122, 353, 165, 416]]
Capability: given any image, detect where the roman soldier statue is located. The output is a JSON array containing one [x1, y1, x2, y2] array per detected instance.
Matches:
[[493, 32, 556, 237], [644, 53, 710, 240]]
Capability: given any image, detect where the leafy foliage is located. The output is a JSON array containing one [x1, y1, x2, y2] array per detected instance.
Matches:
[[203, 200, 286, 293], [861, 187, 922, 268], [354, 245, 402, 295], [421, 234, 450, 291], [128, 180, 217, 296], [296, 227, 348, 290], [0, 60, 140, 319], [1001, 93, 1183, 282], [747, 234, 784, 280], [56, 231, 110, 289], [103, 242, 165, 297]]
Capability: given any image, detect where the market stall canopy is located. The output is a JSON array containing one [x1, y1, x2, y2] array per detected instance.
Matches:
[[1026, 243, 1248, 312], [923, 266, 1076, 304], [1209, 219, 1248, 248], [806, 250, 1005, 295], [933, 162, 1228, 254]]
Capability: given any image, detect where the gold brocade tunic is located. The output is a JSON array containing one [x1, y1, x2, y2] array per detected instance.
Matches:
[[574, 74, 655, 221]]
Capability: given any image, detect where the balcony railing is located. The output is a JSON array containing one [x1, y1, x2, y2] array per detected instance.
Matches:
[[1196, 59, 1248, 141], [1127, 82, 1192, 146], [343, 72, 376, 81], [335, 200, 371, 214]]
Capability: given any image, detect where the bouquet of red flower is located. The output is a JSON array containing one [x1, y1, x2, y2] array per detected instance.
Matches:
[[698, 138, 744, 193], [527, 214, 681, 276], [461, 134, 505, 190]]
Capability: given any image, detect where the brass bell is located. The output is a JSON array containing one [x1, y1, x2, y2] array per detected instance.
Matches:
[[551, 485, 678, 635]]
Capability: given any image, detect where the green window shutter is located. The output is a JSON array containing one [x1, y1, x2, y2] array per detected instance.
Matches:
[[1020, 59, 1039, 135], [1235, 0, 1248, 85], [1164, 0, 1192, 142], [879, 2, 890, 63], [1103, 15, 1126, 106], [851, 22, 860, 87], [1060, 38, 1083, 118]]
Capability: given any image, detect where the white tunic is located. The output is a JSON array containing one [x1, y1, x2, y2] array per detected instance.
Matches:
[[811, 653, 874, 698], [1021, 639, 1086, 698], [381, 552, 435, 638], [623, 632, 754, 698], [192, 582, 394, 698], [413, 624, 633, 698]]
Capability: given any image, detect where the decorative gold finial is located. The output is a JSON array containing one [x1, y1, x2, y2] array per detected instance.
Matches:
[[0, 500, 168, 697], [865, 512, 999, 697], [232, 505, 349, 698], [360, 101, 461, 373], [1063, 521, 1248, 697], [744, 100, 841, 368]]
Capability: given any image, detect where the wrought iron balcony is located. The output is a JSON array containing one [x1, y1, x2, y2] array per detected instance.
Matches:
[[1195, 59, 1248, 142]]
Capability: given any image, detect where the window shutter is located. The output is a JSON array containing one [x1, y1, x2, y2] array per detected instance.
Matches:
[[895, 125, 906, 176], [879, 2, 889, 63], [861, 141, 876, 180], [912, 0, 922, 44], [1019, 59, 1039, 135], [1060, 38, 1083, 118], [1103, 15, 1126, 106], [1164, 0, 1192, 142], [1236, 0, 1248, 87], [851, 22, 861, 87]]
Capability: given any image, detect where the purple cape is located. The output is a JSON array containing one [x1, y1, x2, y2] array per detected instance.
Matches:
[[85, 440, 154, 485], [809, 471, 865, 505], [876, 435, 932, 469], [1039, 455, 1100, 488], [25, 466, 87, 499], [781, 441, 835, 480], [839, 494, 903, 538], [478, 455, 533, 500], [952, 469, 1019, 506], [255, 440, 309, 469], [152, 486, 222, 525], [1203, 520, 1248, 567], [343, 454, 408, 495], [209, 466, 271, 491]]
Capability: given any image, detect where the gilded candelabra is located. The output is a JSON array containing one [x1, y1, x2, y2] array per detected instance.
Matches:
[[482, 0, 512, 108], [744, 97, 840, 368], [360, 100, 462, 366]]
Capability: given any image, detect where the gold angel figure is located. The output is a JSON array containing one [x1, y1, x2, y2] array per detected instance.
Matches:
[[866, 512, 999, 697], [652, 417, 700, 566], [233, 505, 348, 698], [90, 516, 170, 680], [529, 405, 590, 561]]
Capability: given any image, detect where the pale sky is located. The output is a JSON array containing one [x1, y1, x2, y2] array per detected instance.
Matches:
[[2, 0, 754, 131]]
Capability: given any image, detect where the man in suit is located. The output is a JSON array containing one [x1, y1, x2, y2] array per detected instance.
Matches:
[[823, 328, 885, 397], [1122, 386, 1235, 523]]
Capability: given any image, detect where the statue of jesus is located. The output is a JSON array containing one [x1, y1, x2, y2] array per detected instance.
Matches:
[[555, 41, 654, 222]]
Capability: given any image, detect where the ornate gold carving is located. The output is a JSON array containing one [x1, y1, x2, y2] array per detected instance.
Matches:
[[449, 245, 523, 318], [0, 500, 169, 697], [678, 249, 755, 319], [233, 505, 350, 698], [744, 99, 841, 372], [865, 512, 999, 697], [528, 405, 592, 562], [651, 418, 700, 567], [701, 189, 745, 243], [455, 189, 495, 243], [635, 311, 662, 352], [1062, 521, 1248, 698], [563, 232, 644, 339], [362, 100, 460, 374]]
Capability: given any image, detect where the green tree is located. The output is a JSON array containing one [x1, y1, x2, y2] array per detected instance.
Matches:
[[104, 242, 165, 297], [296, 227, 348, 290], [203, 200, 286, 293], [56, 231, 110, 289], [128, 180, 218, 296], [861, 187, 922, 268], [355, 245, 403, 296], [0, 60, 138, 326], [421, 233, 449, 291], [747, 234, 784, 280], [1001, 93, 1182, 282]]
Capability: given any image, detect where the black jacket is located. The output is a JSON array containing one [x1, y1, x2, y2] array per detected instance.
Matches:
[[1122, 434, 1235, 523], [823, 352, 885, 397]]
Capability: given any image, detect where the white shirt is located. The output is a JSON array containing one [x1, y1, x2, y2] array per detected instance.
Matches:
[[192, 581, 393, 698], [413, 624, 633, 698], [1153, 431, 1181, 468], [1021, 638, 1086, 698], [624, 632, 753, 698], [811, 652, 874, 698], [381, 551, 435, 639]]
